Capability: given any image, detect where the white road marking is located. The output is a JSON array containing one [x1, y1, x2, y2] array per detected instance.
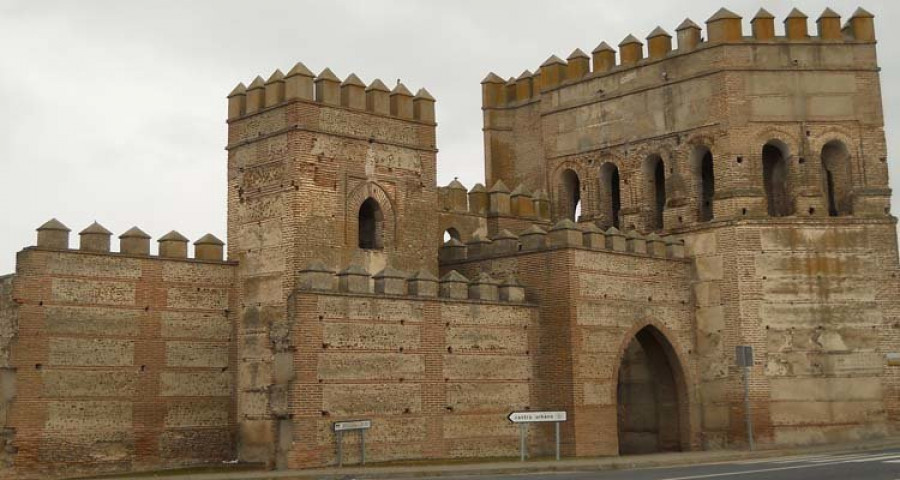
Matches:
[[659, 452, 900, 480], [846, 454, 900, 463], [806, 453, 876, 462], [770, 454, 838, 464]]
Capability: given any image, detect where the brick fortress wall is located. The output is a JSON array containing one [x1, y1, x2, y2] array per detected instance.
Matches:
[[284, 261, 537, 467], [0, 221, 237, 478], [440, 220, 695, 457]]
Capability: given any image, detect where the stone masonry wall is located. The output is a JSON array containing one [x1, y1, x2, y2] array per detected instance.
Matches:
[[287, 291, 538, 467], [5, 247, 237, 478], [683, 219, 900, 449], [484, 10, 888, 234]]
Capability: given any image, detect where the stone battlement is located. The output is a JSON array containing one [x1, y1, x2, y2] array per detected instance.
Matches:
[[228, 62, 435, 124], [297, 261, 529, 303], [33, 219, 228, 262], [438, 178, 551, 219], [440, 220, 685, 263], [483, 7, 876, 108]]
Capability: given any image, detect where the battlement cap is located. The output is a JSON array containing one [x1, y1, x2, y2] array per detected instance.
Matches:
[[851, 7, 874, 18], [366, 79, 390, 92], [481, 72, 505, 84], [540, 55, 567, 67], [676, 18, 701, 30], [119, 226, 150, 239], [619, 34, 643, 46], [785, 8, 808, 20], [285, 61, 315, 78], [227, 83, 246, 97], [316, 68, 340, 82], [39, 218, 70, 232], [414, 88, 435, 101], [752, 8, 775, 20], [818, 8, 840, 20], [159, 230, 189, 242], [266, 69, 285, 83], [592, 41, 615, 53], [567, 48, 589, 60], [341, 73, 365, 87], [194, 233, 224, 246], [390, 82, 413, 96], [647, 26, 672, 38], [447, 178, 467, 190], [489, 179, 510, 193], [247, 76, 265, 91], [707, 7, 741, 21], [80, 222, 112, 235]]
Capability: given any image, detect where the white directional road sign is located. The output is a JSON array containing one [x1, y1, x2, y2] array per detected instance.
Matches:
[[333, 419, 372, 432], [508, 411, 567, 423]]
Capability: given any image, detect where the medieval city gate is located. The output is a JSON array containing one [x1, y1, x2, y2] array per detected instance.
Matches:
[[615, 325, 690, 455]]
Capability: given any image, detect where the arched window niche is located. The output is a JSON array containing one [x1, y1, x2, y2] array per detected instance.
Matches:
[[599, 162, 622, 229], [358, 197, 384, 249], [762, 141, 793, 217], [820, 140, 853, 217], [560, 168, 581, 221], [693, 146, 715, 222], [644, 155, 666, 231]]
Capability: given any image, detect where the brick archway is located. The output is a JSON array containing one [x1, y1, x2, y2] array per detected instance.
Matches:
[[612, 322, 694, 454], [346, 181, 396, 250]]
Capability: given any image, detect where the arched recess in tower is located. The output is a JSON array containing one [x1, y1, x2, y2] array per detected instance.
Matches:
[[442, 227, 460, 244], [358, 197, 384, 249], [821, 140, 853, 217], [560, 168, 581, 221], [763, 141, 793, 217], [695, 147, 715, 222], [644, 155, 666, 231], [599, 162, 622, 229], [616, 325, 687, 455]]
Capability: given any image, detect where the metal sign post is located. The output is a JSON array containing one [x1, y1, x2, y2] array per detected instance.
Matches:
[[736, 346, 754, 451], [508, 410, 567, 461], [333, 419, 372, 467], [519, 424, 527, 461]]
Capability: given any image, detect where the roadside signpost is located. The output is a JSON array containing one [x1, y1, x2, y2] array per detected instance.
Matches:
[[333, 419, 372, 467], [507, 410, 567, 461], [736, 345, 754, 451]]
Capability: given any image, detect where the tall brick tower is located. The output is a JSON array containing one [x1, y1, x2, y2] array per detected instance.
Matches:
[[225, 63, 438, 462]]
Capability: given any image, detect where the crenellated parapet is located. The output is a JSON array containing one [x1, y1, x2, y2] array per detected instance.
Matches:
[[439, 219, 685, 263], [296, 261, 529, 304], [228, 61, 435, 124], [437, 178, 551, 220], [482, 7, 876, 108], [33, 219, 227, 262]]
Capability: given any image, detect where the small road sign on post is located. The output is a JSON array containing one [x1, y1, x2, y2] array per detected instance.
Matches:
[[735, 345, 754, 451], [508, 411, 567, 461], [333, 420, 372, 467]]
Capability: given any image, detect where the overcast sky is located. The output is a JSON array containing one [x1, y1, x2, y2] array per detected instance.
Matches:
[[1, 1, 898, 273]]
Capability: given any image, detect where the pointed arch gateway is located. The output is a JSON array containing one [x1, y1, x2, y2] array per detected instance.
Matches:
[[615, 324, 691, 454]]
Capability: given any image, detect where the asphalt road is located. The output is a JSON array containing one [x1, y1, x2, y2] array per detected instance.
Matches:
[[410, 450, 900, 480]]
